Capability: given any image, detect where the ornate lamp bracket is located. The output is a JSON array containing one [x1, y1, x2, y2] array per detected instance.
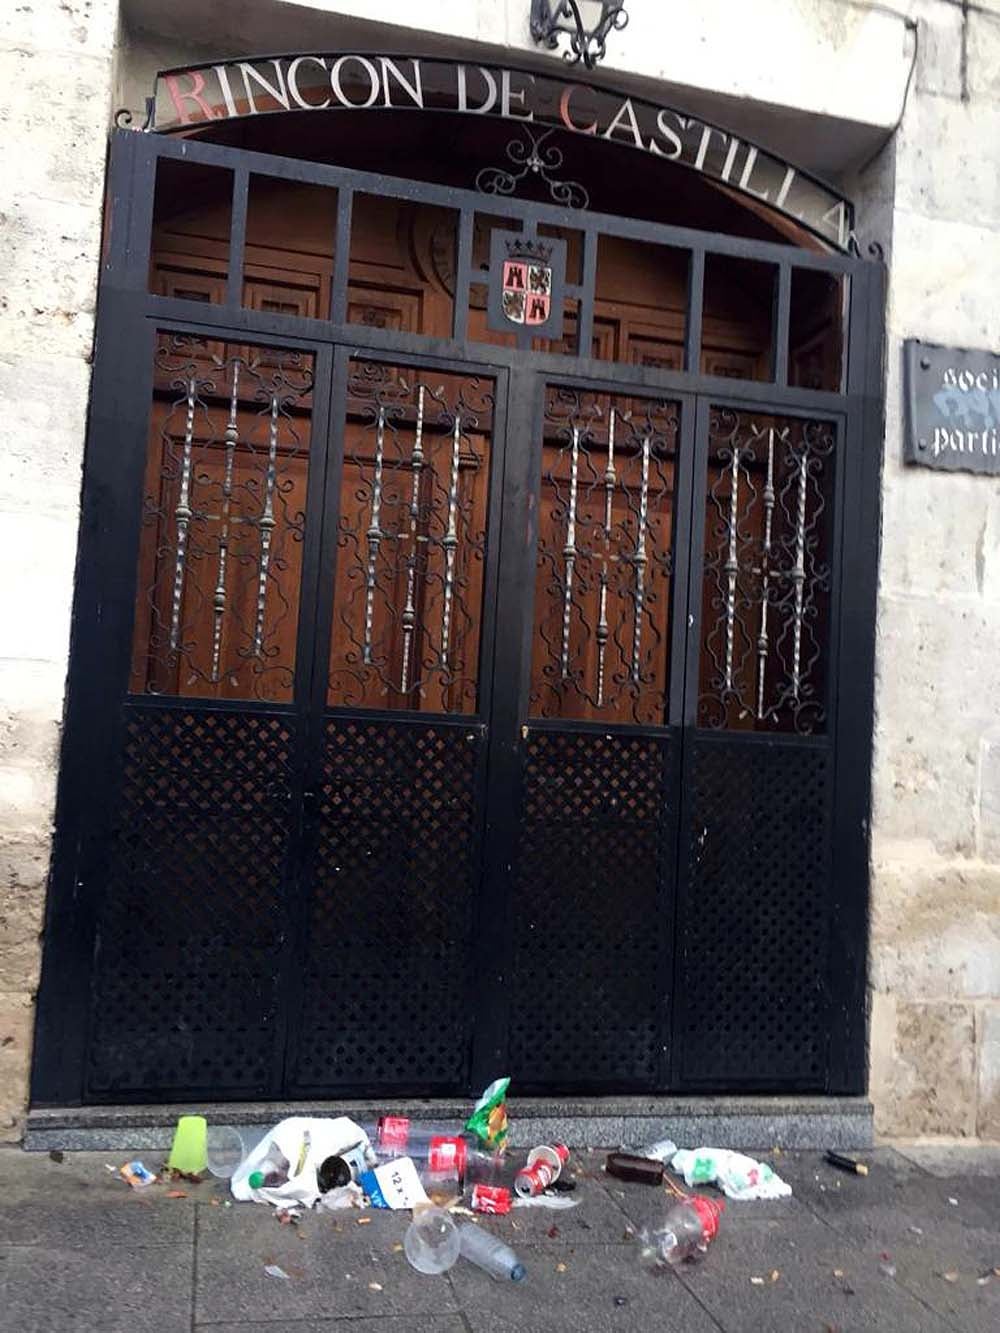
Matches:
[[529, 0, 629, 69]]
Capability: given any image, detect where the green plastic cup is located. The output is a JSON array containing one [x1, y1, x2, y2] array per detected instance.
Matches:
[[167, 1115, 208, 1174]]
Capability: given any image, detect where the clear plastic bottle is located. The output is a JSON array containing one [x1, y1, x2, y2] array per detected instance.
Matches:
[[247, 1142, 290, 1190], [458, 1223, 526, 1281], [367, 1117, 472, 1169], [639, 1196, 724, 1268], [404, 1206, 461, 1275]]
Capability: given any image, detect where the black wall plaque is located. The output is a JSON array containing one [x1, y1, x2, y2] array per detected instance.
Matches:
[[904, 339, 1000, 474]]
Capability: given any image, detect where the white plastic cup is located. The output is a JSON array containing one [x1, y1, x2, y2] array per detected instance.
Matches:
[[206, 1125, 246, 1179], [404, 1206, 461, 1275]]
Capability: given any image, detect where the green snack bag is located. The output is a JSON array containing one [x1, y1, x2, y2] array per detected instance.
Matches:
[[466, 1076, 510, 1150]]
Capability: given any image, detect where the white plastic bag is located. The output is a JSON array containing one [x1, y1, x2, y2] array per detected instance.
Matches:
[[231, 1116, 372, 1209], [670, 1148, 792, 1201]]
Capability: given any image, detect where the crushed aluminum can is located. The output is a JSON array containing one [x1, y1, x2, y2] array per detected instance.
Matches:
[[471, 1183, 513, 1215]]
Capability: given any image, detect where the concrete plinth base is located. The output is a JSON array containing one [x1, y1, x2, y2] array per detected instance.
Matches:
[[25, 1095, 873, 1152]]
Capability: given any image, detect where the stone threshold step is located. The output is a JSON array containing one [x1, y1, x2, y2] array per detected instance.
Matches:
[[26, 1095, 873, 1152]]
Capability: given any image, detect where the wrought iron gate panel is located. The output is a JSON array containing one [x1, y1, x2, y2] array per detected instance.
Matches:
[[85, 703, 297, 1098], [30, 131, 884, 1107], [673, 737, 833, 1088], [289, 715, 485, 1093], [508, 728, 673, 1089]]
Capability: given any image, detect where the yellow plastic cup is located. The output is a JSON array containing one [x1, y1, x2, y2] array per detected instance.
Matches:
[[167, 1115, 208, 1174]]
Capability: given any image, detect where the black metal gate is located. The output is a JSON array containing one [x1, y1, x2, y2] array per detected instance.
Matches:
[[32, 129, 884, 1105]]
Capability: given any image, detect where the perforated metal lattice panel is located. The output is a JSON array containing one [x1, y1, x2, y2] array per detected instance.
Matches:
[[676, 738, 832, 1087], [508, 729, 671, 1089], [290, 716, 483, 1093], [85, 705, 295, 1097]]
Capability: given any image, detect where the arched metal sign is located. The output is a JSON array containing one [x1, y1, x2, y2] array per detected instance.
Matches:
[[149, 53, 854, 251]]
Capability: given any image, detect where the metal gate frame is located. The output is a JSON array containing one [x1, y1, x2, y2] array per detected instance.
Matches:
[[31, 128, 885, 1106]]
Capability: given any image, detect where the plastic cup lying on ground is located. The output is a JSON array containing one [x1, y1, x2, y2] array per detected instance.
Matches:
[[404, 1206, 461, 1275], [206, 1126, 246, 1178]]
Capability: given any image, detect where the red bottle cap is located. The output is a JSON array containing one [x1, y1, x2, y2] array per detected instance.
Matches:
[[688, 1194, 725, 1243]]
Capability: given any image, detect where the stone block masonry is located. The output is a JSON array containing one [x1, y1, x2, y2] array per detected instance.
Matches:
[[867, 0, 1000, 1142], [0, 0, 118, 1139]]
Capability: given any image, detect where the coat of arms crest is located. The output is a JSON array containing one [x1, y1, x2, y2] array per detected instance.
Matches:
[[487, 230, 567, 340]]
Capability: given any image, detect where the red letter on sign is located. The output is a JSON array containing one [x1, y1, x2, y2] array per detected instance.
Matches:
[[164, 71, 219, 125]]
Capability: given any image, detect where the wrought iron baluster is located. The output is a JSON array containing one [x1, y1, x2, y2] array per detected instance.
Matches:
[[253, 392, 279, 657], [211, 359, 240, 682], [400, 385, 425, 695], [756, 426, 776, 719], [631, 432, 651, 682], [596, 410, 615, 706], [604, 408, 616, 535], [363, 405, 387, 666], [560, 425, 581, 680], [791, 438, 809, 702], [169, 376, 197, 653], [596, 569, 609, 708], [440, 412, 462, 671], [724, 440, 741, 692]]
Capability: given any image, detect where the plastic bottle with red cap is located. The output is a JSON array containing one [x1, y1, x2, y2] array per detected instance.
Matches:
[[639, 1196, 725, 1267]]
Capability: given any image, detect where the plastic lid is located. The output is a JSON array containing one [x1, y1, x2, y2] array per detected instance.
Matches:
[[510, 1263, 527, 1282], [248, 1171, 264, 1190]]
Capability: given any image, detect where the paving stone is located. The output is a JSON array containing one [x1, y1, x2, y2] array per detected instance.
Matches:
[[193, 1202, 459, 1324], [451, 1240, 720, 1333], [675, 1216, 956, 1333], [0, 1241, 193, 1333], [199, 1322, 468, 1332], [895, 1144, 1000, 1178], [2, 1147, 998, 1331]]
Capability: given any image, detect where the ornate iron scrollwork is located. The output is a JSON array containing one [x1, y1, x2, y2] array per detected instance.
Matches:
[[530, 0, 629, 69], [698, 409, 836, 735], [328, 361, 494, 715], [475, 126, 590, 210], [131, 336, 314, 702], [530, 386, 679, 725]]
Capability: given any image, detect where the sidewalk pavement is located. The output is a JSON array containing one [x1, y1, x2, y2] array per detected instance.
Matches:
[[2, 1145, 998, 1332]]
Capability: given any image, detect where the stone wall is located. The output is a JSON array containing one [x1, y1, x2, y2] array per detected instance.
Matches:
[[0, 0, 118, 1137], [2, 0, 999, 1141], [868, 0, 1000, 1140]]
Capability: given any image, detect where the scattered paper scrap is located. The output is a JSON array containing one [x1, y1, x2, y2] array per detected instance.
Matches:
[[555, 1262, 567, 1274], [264, 1265, 290, 1280], [356, 1217, 372, 1226], [119, 1161, 157, 1190], [750, 1277, 765, 1286], [833, 1270, 845, 1278], [942, 1272, 959, 1283], [368, 1282, 383, 1292], [948, 1197, 958, 1207], [770, 1270, 780, 1283]]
